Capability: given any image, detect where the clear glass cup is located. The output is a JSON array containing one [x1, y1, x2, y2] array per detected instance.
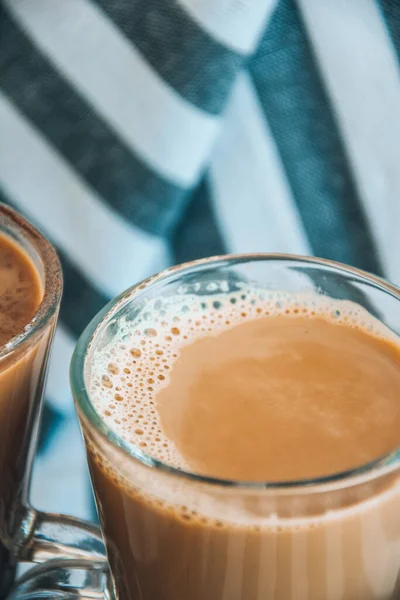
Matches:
[[67, 254, 400, 600], [0, 204, 106, 599]]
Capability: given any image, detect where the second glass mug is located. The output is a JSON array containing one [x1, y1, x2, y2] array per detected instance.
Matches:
[[0, 204, 107, 600], [14, 254, 400, 599]]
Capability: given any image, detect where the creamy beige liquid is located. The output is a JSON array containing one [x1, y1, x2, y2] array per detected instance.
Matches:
[[0, 233, 42, 345], [87, 290, 400, 600]]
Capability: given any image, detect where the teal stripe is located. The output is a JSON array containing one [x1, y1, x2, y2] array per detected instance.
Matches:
[[378, 1, 400, 66], [0, 6, 186, 237], [171, 176, 226, 264], [250, 0, 383, 276], [92, 0, 244, 115], [37, 403, 63, 454]]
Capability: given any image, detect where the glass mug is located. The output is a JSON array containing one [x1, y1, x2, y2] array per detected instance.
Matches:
[[9, 255, 400, 599], [0, 204, 106, 599], [61, 254, 400, 599]]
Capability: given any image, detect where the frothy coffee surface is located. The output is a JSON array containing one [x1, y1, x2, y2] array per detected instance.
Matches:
[[91, 289, 400, 481], [0, 233, 42, 346]]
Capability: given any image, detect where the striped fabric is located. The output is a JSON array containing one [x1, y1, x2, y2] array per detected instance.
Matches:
[[1, 0, 399, 519]]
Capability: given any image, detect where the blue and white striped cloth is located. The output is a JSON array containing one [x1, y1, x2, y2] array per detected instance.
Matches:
[[1, 0, 400, 519]]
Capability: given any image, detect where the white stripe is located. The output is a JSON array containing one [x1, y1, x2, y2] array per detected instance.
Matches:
[[178, 0, 277, 54], [0, 93, 170, 299], [46, 324, 76, 414], [5, 0, 220, 187], [298, 0, 400, 284], [210, 74, 311, 256]]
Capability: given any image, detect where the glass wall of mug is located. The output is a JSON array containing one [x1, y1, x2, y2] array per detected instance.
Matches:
[[71, 255, 400, 600]]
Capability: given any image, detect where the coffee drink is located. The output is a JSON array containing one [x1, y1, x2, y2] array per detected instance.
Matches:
[[85, 288, 400, 600], [0, 228, 58, 597]]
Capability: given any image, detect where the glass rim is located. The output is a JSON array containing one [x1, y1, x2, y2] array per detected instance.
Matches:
[[0, 203, 63, 361], [71, 253, 400, 492]]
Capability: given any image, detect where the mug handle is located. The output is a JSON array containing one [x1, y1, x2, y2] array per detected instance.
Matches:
[[8, 506, 113, 598], [13, 506, 106, 564], [6, 558, 113, 599]]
